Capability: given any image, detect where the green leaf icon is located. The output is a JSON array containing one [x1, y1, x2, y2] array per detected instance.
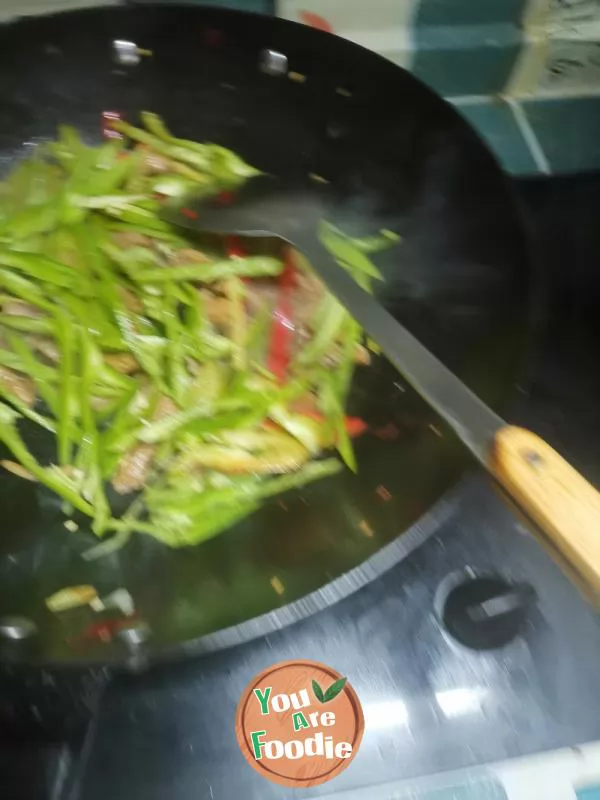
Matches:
[[323, 677, 347, 703], [312, 679, 325, 703]]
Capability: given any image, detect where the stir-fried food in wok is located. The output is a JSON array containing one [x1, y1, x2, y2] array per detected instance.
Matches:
[[0, 113, 396, 555]]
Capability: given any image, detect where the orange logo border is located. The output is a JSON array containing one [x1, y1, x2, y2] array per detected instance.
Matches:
[[235, 659, 365, 787]]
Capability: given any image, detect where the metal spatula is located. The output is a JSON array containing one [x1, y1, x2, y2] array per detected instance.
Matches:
[[161, 178, 600, 597]]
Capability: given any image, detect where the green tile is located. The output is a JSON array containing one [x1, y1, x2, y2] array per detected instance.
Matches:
[[523, 97, 600, 173], [418, 781, 507, 800], [413, 23, 522, 96], [454, 100, 538, 175], [392, 776, 508, 800], [577, 787, 600, 800], [416, 0, 527, 25]]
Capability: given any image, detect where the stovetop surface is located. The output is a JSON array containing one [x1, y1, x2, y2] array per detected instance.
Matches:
[[3, 173, 600, 799]]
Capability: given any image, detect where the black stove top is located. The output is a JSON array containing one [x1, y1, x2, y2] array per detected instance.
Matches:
[[3, 173, 600, 800]]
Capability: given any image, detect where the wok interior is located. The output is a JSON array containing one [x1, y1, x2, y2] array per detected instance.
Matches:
[[0, 5, 530, 664]]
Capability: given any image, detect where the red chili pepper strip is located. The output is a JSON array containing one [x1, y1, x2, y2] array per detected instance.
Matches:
[[376, 485, 392, 502], [373, 422, 399, 441], [299, 11, 334, 33], [267, 248, 296, 382], [217, 190, 236, 205], [226, 236, 247, 259], [342, 416, 368, 438], [180, 207, 199, 220], [101, 111, 123, 140], [69, 614, 140, 646], [264, 415, 367, 447], [295, 411, 368, 438]]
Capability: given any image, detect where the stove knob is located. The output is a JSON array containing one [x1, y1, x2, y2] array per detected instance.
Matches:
[[441, 576, 536, 650]]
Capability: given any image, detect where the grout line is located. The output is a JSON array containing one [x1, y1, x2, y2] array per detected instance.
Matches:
[[450, 90, 600, 105], [447, 95, 491, 106], [511, 87, 600, 101], [505, 97, 551, 175]]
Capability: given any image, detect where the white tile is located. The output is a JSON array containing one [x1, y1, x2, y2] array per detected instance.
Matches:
[[493, 742, 600, 800], [276, 0, 418, 67], [315, 741, 600, 800], [508, 0, 600, 97], [0, 0, 117, 22], [277, 0, 416, 29], [523, 0, 600, 31]]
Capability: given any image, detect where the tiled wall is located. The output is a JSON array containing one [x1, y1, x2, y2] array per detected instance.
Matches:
[[3, 0, 600, 175], [276, 0, 600, 176]]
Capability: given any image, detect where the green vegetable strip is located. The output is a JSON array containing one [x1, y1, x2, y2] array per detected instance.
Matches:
[[55, 312, 74, 466], [0, 250, 80, 288], [0, 315, 52, 334], [345, 229, 400, 253], [100, 241, 152, 281], [257, 458, 343, 498], [299, 294, 346, 365], [0, 384, 56, 433], [0, 112, 397, 554], [268, 404, 322, 454], [1, 202, 61, 240], [6, 333, 58, 413], [105, 219, 188, 245], [81, 527, 132, 561], [100, 203, 176, 232], [125, 502, 260, 546], [0, 269, 55, 312], [112, 119, 213, 171], [321, 377, 357, 473], [333, 317, 362, 402], [139, 402, 214, 444], [114, 116, 260, 183], [0, 403, 93, 515], [134, 256, 283, 283], [114, 313, 168, 390], [163, 275, 189, 403], [226, 276, 246, 371], [139, 458, 342, 546], [318, 221, 384, 281], [181, 407, 268, 438], [0, 348, 32, 373], [79, 328, 110, 536], [140, 112, 261, 180], [100, 386, 156, 476], [73, 218, 120, 315]]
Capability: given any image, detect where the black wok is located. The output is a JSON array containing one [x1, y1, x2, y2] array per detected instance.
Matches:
[[0, 4, 531, 667]]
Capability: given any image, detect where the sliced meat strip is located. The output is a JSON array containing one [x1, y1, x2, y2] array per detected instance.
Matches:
[[292, 270, 326, 328], [119, 286, 144, 313], [170, 248, 211, 266], [154, 395, 178, 420], [112, 443, 156, 495], [112, 232, 152, 249], [111, 395, 179, 494], [0, 365, 36, 407], [201, 290, 233, 330], [3, 300, 44, 319], [104, 352, 139, 374], [27, 335, 60, 363]]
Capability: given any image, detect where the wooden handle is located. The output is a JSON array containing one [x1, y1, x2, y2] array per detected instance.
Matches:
[[491, 426, 600, 593]]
